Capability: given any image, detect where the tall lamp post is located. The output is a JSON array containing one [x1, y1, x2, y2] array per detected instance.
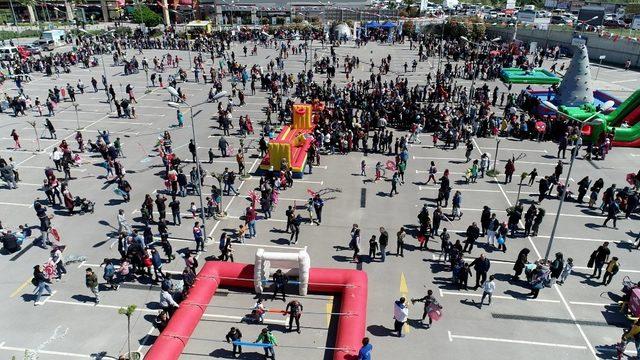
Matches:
[[460, 36, 501, 114], [437, 18, 447, 74], [541, 99, 614, 260], [79, 28, 114, 112], [167, 87, 208, 242]]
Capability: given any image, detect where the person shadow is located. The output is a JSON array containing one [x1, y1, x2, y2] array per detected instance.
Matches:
[[366, 324, 394, 337]]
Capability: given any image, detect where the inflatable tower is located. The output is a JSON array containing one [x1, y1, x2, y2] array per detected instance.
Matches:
[[556, 43, 594, 107]]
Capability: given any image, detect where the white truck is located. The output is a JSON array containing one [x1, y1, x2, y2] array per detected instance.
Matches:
[[37, 29, 66, 50]]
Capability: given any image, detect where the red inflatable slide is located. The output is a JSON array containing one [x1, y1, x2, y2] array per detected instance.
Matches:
[[144, 262, 368, 360]]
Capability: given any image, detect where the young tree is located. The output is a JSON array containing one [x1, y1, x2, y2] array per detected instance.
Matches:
[[118, 305, 138, 359]]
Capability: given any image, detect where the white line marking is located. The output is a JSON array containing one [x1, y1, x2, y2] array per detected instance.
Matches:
[[440, 290, 560, 303], [478, 147, 548, 153], [448, 333, 587, 350], [0, 202, 33, 208], [37, 290, 57, 305], [0, 344, 91, 358], [137, 326, 157, 353], [417, 187, 536, 195], [17, 165, 87, 172], [569, 301, 619, 307]]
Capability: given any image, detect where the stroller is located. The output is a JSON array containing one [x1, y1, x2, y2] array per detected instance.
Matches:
[[74, 196, 95, 214]]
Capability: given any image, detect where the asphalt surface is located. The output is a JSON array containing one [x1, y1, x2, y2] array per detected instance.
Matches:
[[0, 38, 639, 360]]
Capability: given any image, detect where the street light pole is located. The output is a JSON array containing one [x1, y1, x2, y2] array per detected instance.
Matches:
[[541, 100, 614, 260], [437, 19, 445, 74], [73, 101, 80, 129], [543, 147, 576, 260], [493, 138, 500, 171], [167, 88, 208, 242]]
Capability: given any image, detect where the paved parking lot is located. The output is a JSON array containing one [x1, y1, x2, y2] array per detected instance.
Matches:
[[0, 38, 639, 360]]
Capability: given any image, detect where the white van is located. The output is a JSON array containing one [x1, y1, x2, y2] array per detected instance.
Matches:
[[0, 46, 19, 61]]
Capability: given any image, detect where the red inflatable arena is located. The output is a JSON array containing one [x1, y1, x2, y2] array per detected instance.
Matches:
[[144, 262, 368, 360]]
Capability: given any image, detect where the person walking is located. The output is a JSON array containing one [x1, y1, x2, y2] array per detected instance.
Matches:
[[411, 289, 441, 328], [390, 172, 399, 197], [313, 194, 324, 224], [225, 327, 243, 357], [285, 299, 303, 333], [117, 209, 131, 234], [426, 161, 437, 184], [51, 246, 66, 280], [393, 297, 409, 337], [272, 269, 288, 301], [589, 242, 611, 279], [557, 258, 574, 285], [85, 268, 100, 304], [245, 206, 257, 239], [602, 198, 620, 228], [504, 159, 515, 184], [602, 257, 620, 286], [471, 253, 491, 290], [378, 227, 389, 262], [396, 227, 406, 257], [289, 215, 301, 245], [160, 282, 180, 316], [463, 222, 480, 253], [479, 275, 496, 308], [512, 248, 530, 281], [351, 228, 362, 263], [33, 265, 52, 306]]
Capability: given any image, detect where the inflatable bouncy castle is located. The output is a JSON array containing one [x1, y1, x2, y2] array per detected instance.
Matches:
[[259, 103, 319, 177]]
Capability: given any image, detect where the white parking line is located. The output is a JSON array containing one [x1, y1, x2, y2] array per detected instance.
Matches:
[[35, 290, 57, 306], [44, 299, 287, 324], [0, 201, 34, 208], [244, 177, 323, 185], [478, 147, 548, 153], [0, 344, 91, 358], [18, 165, 87, 172], [440, 290, 560, 303], [447, 331, 588, 350], [417, 186, 536, 195], [569, 301, 619, 307]]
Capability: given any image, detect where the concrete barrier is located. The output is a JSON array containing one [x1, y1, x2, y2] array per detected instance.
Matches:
[[487, 26, 640, 68]]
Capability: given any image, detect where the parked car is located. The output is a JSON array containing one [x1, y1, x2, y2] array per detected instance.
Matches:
[[21, 44, 41, 55], [550, 15, 571, 25], [604, 19, 629, 28]]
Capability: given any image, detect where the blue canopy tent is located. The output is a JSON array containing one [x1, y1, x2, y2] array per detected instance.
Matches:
[[365, 21, 381, 29], [380, 21, 397, 29]]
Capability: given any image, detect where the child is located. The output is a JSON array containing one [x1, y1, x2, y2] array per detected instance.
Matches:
[[588, 188, 598, 209], [306, 198, 315, 224], [189, 202, 197, 218], [208, 148, 214, 163], [160, 234, 174, 262], [360, 160, 366, 176], [374, 161, 382, 182], [557, 258, 573, 285], [237, 223, 247, 243]]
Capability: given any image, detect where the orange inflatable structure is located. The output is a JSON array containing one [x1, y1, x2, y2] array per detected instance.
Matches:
[[144, 261, 368, 360], [259, 103, 318, 177]]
